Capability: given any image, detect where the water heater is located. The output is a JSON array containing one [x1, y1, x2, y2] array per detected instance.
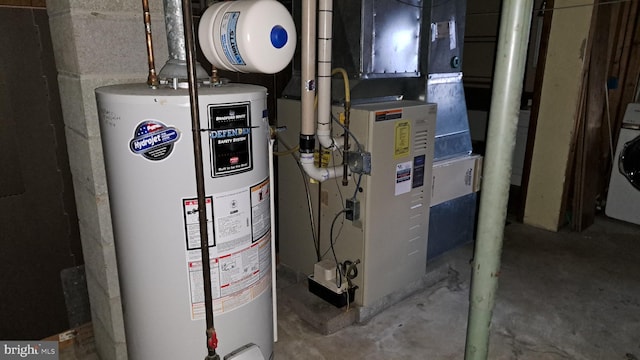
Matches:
[[96, 83, 273, 359]]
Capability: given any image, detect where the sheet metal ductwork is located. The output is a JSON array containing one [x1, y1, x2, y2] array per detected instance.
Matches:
[[281, 0, 476, 260]]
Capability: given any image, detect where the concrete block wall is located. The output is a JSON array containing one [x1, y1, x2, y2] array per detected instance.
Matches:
[[47, 1, 168, 359]]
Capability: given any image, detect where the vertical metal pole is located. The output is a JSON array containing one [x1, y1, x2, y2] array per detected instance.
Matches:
[[181, 0, 219, 358], [464, 0, 534, 359]]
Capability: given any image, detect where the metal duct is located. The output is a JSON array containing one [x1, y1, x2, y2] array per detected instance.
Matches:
[[159, 0, 208, 84], [282, 0, 427, 104], [164, 0, 186, 61]]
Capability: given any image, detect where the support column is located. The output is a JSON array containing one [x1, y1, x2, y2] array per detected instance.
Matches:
[[464, 0, 534, 358]]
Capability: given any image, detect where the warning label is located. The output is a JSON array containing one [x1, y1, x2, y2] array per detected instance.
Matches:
[[183, 197, 214, 250], [250, 179, 270, 241], [394, 120, 411, 159], [183, 179, 272, 320], [187, 232, 271, 319], [395, 161, 413, 196]]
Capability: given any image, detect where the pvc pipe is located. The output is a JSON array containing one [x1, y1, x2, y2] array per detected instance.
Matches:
[[299, 0, 344, 182], [268, 138, 278, 342], [316, 0, 342, 150], [300, 0, 317, 138], [464, 0, 533, 359], [300, 153, 344, 182]]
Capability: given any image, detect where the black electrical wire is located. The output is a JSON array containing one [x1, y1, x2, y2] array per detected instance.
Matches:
[[343, 260, 359, 281], [275, 134, 321, 261], [352, 173, 364, 200], [320, 164, 363, 260], [331, 149, 347, 206], [331, 113, 363, 151], [329, 209, 348, 289]]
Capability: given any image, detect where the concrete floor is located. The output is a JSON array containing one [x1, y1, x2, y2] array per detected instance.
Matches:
[[274, 216, 640, 360], [61, 216, 640, 359]]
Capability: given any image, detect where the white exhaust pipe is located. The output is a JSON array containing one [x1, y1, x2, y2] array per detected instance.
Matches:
[[316, 0, 343, 150], [299, 0, 344, 182], [300, 155, 344, 182]]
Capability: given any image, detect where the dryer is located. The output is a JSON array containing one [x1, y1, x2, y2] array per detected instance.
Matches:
[[605, 103, 640, 225]]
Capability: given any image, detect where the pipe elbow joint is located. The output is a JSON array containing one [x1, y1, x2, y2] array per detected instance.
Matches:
[[317, 130, 344, 150], [317, 133, 336, 150], [299, 153, 344, 182]]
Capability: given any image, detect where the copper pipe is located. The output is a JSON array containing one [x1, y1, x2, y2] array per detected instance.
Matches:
[[142, 0, 159, 87], [211, 65, 219, 85]]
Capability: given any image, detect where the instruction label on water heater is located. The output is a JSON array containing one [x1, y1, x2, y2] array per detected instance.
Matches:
[[183, 197, 215, 250], [208, 103, 253, 177], [183, 179, 271, 320]]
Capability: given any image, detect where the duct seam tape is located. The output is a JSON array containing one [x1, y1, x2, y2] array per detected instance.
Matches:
[[199, 0, 296, 74]]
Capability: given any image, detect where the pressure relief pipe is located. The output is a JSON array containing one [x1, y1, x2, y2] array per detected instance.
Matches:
[[464, 0, 533, 359], [299, 0, 344, 182], [180, 0, 219, 358]]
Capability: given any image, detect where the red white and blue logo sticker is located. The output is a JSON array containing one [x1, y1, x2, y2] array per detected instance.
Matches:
[[129, 120, 180, 161]]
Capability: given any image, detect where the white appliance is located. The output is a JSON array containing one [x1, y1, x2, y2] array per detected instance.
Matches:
[[96, 83, 273, 360], [277, 99, 436, 309], [606, 103, 640, 225], [198, 0, 296, 74]]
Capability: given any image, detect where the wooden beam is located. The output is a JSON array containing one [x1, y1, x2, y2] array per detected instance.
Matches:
[[523, 0, 595, 231], [617, 10, 640, 130], [571, 0, 612, 231], [519, 0, 555, 222]]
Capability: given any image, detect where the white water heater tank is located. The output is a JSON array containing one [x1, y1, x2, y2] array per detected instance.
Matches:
[[198, 0, 296, 74], [96, 83, 273, 359]]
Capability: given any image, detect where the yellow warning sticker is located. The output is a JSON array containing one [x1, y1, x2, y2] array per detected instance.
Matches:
[[394, 120, 411, 159]]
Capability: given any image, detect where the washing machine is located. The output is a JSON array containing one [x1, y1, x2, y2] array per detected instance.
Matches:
[[605, 103, 640, 225]]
